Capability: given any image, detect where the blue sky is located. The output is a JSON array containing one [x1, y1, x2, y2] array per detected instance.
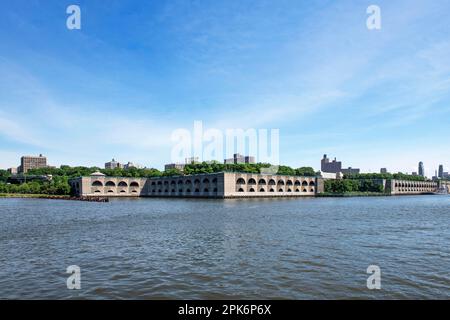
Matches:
[[0, 0, 449, 176]]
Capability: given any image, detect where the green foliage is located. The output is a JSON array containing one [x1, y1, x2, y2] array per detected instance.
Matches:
[[181, 162, 316, 176], [295, 167, 316, 176], [4, 163, 318, 195], [27, 166, 163, 178], [0, 176, 71, 195], [324, 179, 385, 193], [0, 169, 11, 183], [344, 173, 425, 182]]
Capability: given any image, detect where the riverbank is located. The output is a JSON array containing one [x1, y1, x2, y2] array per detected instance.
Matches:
[[317, 192, 391, 197], [0, 194, 109, 202], [0, 193, 69, 198]]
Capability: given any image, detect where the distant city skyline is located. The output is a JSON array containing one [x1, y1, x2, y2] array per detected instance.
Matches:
[[3, 152, 449, 180], [1, 1, 450, 177]]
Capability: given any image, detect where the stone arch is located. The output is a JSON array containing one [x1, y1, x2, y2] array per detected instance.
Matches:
[[249, 188, 255, 192], [309, 181, 315, 186], [92, 180, 103, 187], [237, 178, 246, 184], [259, 188, 265, 192], [203, 178, 210, 184], [294, 180, 301, 186], [130, 182, 139, 188], [248, 178, 257, 185], [118, 181, 128, 187], [268, 179, 276, 185], [286, 180, 293, 186], [105, 181, 116, 187], [302, 181, 308, 186], [277, 180, 285, 185], [258, 178, 267, 185], [238, 188, 245, 192]]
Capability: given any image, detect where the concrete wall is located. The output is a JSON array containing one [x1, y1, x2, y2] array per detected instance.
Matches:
[[389, 179, 437, 195], [70, 172, 320, 198], [223, 172, 318, 198]]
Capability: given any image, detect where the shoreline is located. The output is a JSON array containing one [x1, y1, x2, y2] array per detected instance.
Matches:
[[0, 193, 438, 200]]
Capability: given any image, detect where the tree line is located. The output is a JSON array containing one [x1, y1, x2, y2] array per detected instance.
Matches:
[[0, 163, 317, 195], [324, 179, 385, 194]]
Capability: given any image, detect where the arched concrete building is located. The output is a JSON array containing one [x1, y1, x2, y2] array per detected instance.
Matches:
[[69, 172, 323, 198], [389, 179, 437, 195]]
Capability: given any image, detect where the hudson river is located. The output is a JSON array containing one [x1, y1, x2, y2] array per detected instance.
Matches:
[[0, 196, 449, 299]]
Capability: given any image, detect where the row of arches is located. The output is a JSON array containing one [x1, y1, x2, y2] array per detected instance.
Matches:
[[151, 188, 218, 194], [150, 178, 218, 186], [92, 180, 140, 188], [94, 189, 139, 194], [236, 178, 315, 186], [394, 182, 435, 188], [237, 187, 314, 193], [393, 180, 436, 194]]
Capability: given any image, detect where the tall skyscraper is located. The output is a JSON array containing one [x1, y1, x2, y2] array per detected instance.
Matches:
[[418, 162, 424, 177], [438, 165, 444, 178]]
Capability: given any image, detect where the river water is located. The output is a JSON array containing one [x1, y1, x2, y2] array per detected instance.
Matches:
[[0, 196, 449, 299]]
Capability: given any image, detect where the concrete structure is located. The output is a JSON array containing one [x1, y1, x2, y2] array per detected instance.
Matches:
[[224, 154, 256, 165], [105, 159, 123, 170], [321, 154, 360, 175], [321, 154, 342, 173], [123, 162, 141, 170], [7, 167, 18, 174], [69, 172, 322, 198], [418, 162, 425, 177], [341, 167, 360, 175], [380, 168, 388, 174], [319, 171, 339, 179], [18, 154, 47, 174], [164, 163, 186, 171], [438, 165, 444, 178], [388, 180, 437, 195]]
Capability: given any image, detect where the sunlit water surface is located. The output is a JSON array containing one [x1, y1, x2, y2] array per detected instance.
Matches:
[[0, 196, 449, 299]]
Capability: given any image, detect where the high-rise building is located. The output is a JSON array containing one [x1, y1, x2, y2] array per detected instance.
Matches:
[[418, 162, 424, 177], [321, 154, 342, 173], [438, 165, 444, 178], [105, 159, 123, 170], [380, 168, 388, 174], [224, 153, 256, 165], [18, 154, 47, 174], [7, 167, 18, 175], [164, 163, 186, 171]]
